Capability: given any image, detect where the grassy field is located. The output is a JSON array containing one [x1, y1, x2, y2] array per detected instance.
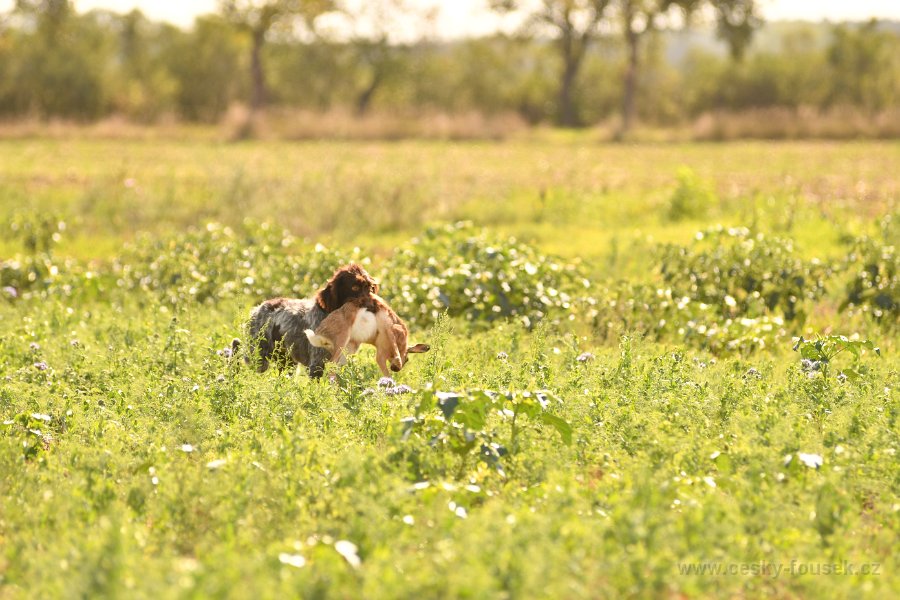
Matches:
[[1, 138, 898, 598]]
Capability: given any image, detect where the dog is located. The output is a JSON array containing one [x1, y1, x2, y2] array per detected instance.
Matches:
[[304, 293, 430, 377], [235, 264, 379, 378]]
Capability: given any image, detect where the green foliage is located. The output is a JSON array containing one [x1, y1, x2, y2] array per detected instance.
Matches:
[[382, 222, 588, 329], [400, 388, 572, 479], [1, 411, 56, 461], [0, 2, 897, 131], [0, 212, 92, 300], [114, 222, 364, 304], [793, 334, 881, 382], [665, 166, 717, 221], [840, 215, 899, 326], [659, 226, 830, 323], [1, 140, 899, 599]]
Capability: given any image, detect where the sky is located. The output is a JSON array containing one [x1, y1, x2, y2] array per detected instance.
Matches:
[[1, 0, 899, 36]]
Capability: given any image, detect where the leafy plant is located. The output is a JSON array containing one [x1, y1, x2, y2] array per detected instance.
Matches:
[[840, 215, 898, 327], [659, 226, 830, 323], [1, 412, 56, 460], [792, 335, 881, 382], [114, 221, 367, 304], [400, 388, 572, 478], [665, 167, 717, 221], [380, 222, 589, 329]]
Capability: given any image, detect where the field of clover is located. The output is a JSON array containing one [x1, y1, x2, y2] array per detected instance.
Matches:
[[1, 140, 898, 599]]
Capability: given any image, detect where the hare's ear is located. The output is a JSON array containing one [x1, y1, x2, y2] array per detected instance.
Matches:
[[407, 343, 430, 354]]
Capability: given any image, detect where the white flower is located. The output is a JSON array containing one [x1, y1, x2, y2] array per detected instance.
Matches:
[[334, 540, 361, 569], [278, 553, 306, 568], [798, 453, 823, 469]]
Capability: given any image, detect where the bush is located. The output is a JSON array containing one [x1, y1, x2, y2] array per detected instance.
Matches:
[[380, 222, 589, 329], [114, 222, 367, 305], [840, 215, 898, 327], [586, 282, 788, 355], [665, 167, 717, 221], [0, 213, 97, 301], [659, 226, 830, 323]]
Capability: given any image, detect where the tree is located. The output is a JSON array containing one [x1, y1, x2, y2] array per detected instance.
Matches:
[[219, 0, 333, 113], [827, 20, 900, 113], [614, 0, 759, 136], [317, 0, 433, 115], [5, 0, 111, 119], [491, 0, 760, 132], [492, 1, 613, 127]]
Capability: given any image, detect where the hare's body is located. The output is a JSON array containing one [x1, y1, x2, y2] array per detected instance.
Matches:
[[305, 294, 429, 376]]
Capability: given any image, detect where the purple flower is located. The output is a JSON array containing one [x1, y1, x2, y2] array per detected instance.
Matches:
[[70, 340, 80, 348], [217, 346, 233, 359], [29, 342, 41, 352], [496, 352, 509, 361], [33, 361, 48, 371], [377, 377, 396, 388], [2, 286, 17, 298], [385, 385, 414, 396], [576, 352, 595, 363]]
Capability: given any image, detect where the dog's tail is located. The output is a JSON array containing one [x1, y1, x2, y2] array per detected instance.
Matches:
[[304, 329, 334, 351]]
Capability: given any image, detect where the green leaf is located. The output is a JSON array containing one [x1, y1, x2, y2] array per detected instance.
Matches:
[[538, 412, 572, 445]]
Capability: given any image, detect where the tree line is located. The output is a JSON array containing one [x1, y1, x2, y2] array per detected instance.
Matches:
[[0, 0, 898, 134]]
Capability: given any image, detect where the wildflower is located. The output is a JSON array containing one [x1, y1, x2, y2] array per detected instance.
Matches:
[[496, 352, 509, 361], [576, 352, 594, 363], [797, 453, 823, 469], [2, 286, 16, 298], [800, 359, 822, 373], [33, 361, 48, 371], [29, 342, 40, 352], [385, 384, 414, 396], [377, 377, 396, 388]]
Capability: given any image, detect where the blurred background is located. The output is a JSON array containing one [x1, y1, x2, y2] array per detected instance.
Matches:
[[0, 0, 898, 140]]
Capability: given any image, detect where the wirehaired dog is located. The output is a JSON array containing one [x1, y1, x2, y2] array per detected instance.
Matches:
[[304, 293, 429, 377], [235, 264, 379, 378]]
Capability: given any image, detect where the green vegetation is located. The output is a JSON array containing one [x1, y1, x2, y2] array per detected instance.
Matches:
[[0, 2, 898, 137], [1, 138, 898, 598]]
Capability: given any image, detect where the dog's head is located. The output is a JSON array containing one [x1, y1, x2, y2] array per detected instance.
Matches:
[[316, 264, 379, 313], [389, 323, 430, 372]]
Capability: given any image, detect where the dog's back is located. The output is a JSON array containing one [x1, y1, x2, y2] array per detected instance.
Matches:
[[245, 297, 328, 374]]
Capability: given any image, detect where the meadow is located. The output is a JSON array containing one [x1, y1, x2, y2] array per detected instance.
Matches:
[[0, 137, 898, 598]]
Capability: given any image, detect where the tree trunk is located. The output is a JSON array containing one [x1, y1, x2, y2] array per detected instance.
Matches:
[[559, 57, 580, 127], [621, 25, 639, 137], [557, 28, 585, 129], [355, 72, 382, 116], [250, 30, 266, 114]]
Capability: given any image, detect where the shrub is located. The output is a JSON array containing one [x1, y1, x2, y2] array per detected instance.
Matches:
[[840, 215, 898, 327], [659, 226, 830, 323], [0, 213, 96, 300], [586, 282, 788, 355], [665, 167, 717, 221], [114, 222, 367, 304], [380, 222, 589, 329]]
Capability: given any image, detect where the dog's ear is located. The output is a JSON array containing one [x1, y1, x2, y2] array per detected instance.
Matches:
[[407, 343, 430, 354], [315, 285, 339, 312]]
